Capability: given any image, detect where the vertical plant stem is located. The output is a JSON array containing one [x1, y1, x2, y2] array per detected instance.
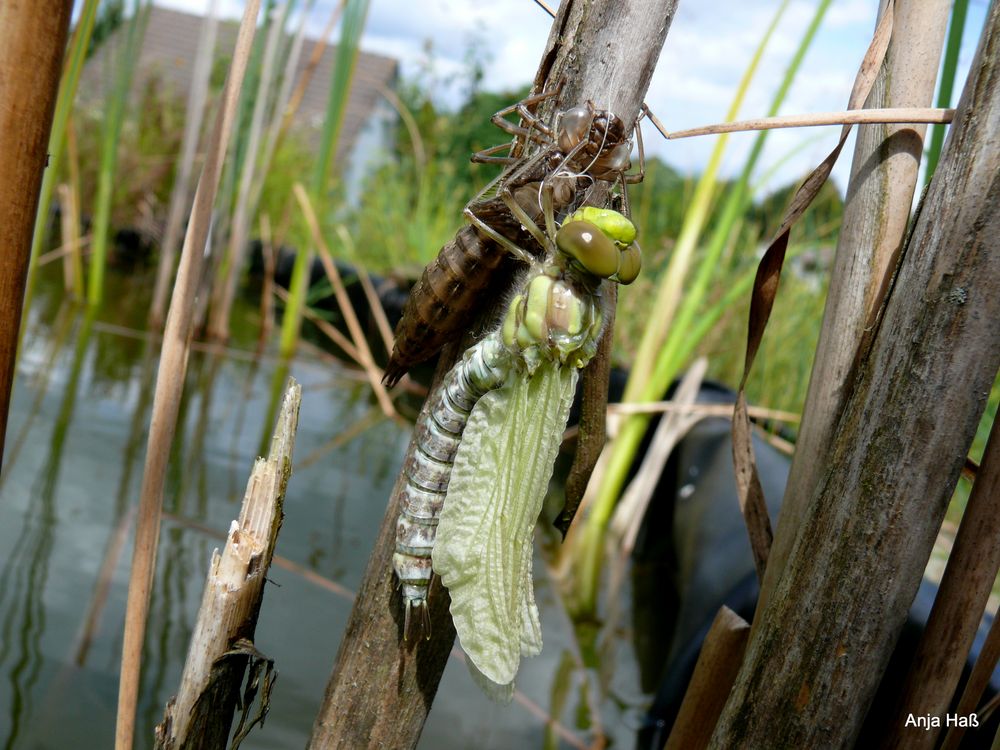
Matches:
[[64, 118, 85, 299], [757, 0, 951, 621], [208, 0, 291, 341], [57, 184, 80, 295], [0, 0, 73, 469], [88, 0, 148, 306], [925, 0, 969, 184], [258, 214, 275, 350], [150, 0, 220, 328], [21, 0, 99, 329], [115, 3, 262, 747], [278, 0, 369, 359]]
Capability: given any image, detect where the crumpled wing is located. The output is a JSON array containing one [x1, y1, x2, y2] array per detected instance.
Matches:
[[433, 361, 578, 692]]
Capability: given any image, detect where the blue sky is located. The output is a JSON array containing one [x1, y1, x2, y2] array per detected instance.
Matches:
[[157, 0, 989, 194]]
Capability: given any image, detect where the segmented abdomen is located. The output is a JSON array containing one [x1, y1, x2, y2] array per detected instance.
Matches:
[[383, 225, 513, 387], [392, 334, 510, 606]]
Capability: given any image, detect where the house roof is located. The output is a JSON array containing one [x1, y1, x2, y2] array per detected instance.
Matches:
[[80, 4, 398, 157]]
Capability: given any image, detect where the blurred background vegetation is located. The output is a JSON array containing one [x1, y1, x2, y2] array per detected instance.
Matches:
[[61, 1, 847, 419]]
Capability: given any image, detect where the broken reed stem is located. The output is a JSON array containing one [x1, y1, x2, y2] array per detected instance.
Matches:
[[292, 183, 396, 418], [154, 380, 300, 749], [115, 3, 262, 748], [666, 107, 954, 139], [665, 607, 750, 750]]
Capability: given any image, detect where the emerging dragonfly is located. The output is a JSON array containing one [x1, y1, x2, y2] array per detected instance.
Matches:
[[392, 201, 640, 698], [382, 87, 643, 386]]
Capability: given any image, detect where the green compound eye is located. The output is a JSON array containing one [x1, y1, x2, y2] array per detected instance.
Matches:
[[615, 243, 642, 284], [565, 207, 637, 246], [555, 220, 620, 278]]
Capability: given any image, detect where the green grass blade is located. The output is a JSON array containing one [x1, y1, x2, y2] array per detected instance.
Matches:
[[280, 0, 370, 357], [624, 0, 793, 401], [645, 0, 832, 400], [22, 0, 101, 321], [88, 0, 149, 305], [312, 0, 370, 194], [924, 0, 969, 184]]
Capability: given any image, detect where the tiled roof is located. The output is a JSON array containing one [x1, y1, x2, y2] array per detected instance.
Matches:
[[80, 4, 398, 157]]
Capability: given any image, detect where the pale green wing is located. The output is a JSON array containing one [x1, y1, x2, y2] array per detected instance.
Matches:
[[433, 361, 578, 690]]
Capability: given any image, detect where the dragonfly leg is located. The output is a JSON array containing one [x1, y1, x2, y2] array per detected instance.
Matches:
[[615, 115, 646, 216], [624, 110, 646, 184], [617, 113, 647, 218], [485, 83, 563, 158], [464, 206, 536, 266], [500, 186, 548, 250], [471, 142, 522, 165]]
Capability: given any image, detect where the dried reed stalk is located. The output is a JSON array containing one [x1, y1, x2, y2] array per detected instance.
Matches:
[[115, 3, 262, 747], [57, 184, 82, 296], [292, 183, 396, 418], [208, 0, 290, 341], [666, 106, 953, 139], [0, 1, 73, 468], [150, 0, 220, 328], [154, 380, 300, 748], [665, 607, 750, 750]]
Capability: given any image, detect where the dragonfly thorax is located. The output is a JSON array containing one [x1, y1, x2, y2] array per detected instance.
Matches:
[[501, 270, 604, 373]]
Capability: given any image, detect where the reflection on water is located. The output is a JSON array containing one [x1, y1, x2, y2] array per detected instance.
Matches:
[[0, 269, 649, 749]]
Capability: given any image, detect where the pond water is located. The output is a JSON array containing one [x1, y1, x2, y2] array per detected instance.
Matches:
[[0, 269, 650, 749]]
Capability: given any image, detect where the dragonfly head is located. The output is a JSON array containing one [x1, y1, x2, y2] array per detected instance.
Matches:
[[557, 103, 629, 173], [556, 208, 641, 284]]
